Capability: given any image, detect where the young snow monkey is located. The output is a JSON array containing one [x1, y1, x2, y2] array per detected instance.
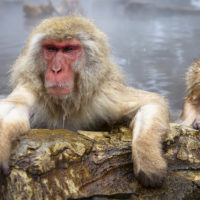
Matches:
[[181, 60, 200, 129], [0, 16, 169, 187]]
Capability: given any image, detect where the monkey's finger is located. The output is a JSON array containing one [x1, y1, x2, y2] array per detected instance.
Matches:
[[1, 162, 10, 175], [135, 170, 165, 188], [192, 120, 200, 130], [197, 123, 200, 130]]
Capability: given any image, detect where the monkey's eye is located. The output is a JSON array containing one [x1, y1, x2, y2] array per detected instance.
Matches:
[[44, 45, 58, 52], [62, 46, 76, 52]]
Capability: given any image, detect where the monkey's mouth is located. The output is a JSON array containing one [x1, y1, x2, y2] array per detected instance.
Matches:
[[47, 86, 73, 96], [45, 82, 73, 96]]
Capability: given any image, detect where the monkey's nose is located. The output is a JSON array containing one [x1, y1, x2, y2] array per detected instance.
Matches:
[[52, 68, 62, 74]]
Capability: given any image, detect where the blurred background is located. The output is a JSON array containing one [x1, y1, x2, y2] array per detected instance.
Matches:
[[1, 0, 200, 118]]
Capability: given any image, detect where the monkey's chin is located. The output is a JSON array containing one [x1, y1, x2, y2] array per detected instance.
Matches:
[[47, 87, 73, 97]]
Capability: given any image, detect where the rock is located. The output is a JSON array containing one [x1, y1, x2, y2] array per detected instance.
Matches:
[[0, 124, 200, 199]]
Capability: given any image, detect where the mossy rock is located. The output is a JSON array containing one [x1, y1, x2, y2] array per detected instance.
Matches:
[[0, 124, 200, 199]]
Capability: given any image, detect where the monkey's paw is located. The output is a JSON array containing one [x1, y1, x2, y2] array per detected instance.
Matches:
[[192, 115, 200, 129], [135, 167, 166, 188], [132, 147, 167, 188]]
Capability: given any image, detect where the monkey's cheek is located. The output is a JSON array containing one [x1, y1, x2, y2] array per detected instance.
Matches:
[[47, 87, 73, 96]]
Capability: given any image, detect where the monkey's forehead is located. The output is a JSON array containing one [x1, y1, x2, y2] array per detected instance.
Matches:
[[32, 16, 104, 40]]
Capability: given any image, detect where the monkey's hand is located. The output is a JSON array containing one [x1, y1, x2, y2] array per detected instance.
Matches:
[[192, 115, 200, 129], [0, 101, 30, 174], [132, 139, 167, 188]]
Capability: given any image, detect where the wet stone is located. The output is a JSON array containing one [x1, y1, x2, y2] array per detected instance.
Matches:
[[0, 123, 200, 199]]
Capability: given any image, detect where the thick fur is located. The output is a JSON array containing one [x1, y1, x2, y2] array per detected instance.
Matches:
[[181, 60, 200, 128], [0, 16, 169, 187]]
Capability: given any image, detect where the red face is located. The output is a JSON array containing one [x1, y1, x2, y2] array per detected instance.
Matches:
[[42, 39, 82, 97]]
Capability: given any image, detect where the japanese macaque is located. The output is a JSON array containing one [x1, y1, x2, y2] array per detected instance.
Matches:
[[0, 16, 169, 187], [181, 60, 200, 129]]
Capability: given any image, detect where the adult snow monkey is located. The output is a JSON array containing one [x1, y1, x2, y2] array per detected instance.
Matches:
[[0, 16, 169, 187]]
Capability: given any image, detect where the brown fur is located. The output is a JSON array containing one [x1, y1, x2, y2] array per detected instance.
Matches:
[[181, 60, 200, 128], [0, 16, 169, 187]]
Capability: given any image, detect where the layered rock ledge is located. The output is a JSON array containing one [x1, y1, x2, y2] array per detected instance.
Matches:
[[0, 124, 200, 199]]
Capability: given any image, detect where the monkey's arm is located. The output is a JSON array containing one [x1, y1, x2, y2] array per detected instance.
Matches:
[[129, 90, 169, 187], [0, 85, 36, 172], [98, 85, 169, 187]]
